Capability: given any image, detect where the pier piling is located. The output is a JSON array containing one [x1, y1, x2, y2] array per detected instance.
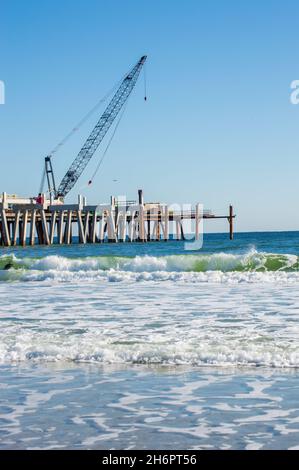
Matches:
[[0, 191, 235, 247], [229, 205, 234, 240]]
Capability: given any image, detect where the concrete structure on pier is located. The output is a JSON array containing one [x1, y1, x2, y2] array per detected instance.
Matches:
[[0, 191, 235, 247]]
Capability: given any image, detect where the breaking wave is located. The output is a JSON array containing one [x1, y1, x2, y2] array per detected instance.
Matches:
[[1, 337, 299, 368], [0, 250, 299, 283], [1, 247, 299, 368]]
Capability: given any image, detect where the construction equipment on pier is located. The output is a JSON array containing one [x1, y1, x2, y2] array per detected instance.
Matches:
[[0, 55, 237, 246], [42, 56, 147, 200]]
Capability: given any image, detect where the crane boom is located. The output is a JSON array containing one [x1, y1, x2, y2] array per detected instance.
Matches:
[[56, 55, 147, 198]]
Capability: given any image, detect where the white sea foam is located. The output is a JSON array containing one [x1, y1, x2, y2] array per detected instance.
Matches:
[[1, 248, 299, 368], [0, 250, 299, 284], [0, 271, 299, 367], [1, 327, 299, 367], [2, 267, 299, 284], [24, 251, 299, 274]]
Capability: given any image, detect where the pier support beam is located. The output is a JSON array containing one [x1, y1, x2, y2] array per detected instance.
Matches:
[[229, 205, 234, 240], [57, 211, 64, 244], [21, 210, 28, 246], [91, 211, 98, 243], [0, 209, 11, 246], [138, 205, 146, 242], [49, 211, 57, 244], [0, 195, 235, 247], [30, 209, 37, 245], [77, 211, 86, 244], [84, 211, 90, 242], [147, 211, 151, 241], [64, 210, 72, 244], [40, 210, 50, 245], [12, 211, 20, 246]]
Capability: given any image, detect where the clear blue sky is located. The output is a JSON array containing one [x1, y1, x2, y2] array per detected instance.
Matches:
[[1, 0, 299, 232]]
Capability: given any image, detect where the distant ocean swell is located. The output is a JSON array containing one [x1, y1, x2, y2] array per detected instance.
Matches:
[[0, 250, 299, 283]]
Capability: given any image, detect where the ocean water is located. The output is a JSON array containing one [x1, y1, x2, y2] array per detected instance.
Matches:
[[0, 231, 299, 449]]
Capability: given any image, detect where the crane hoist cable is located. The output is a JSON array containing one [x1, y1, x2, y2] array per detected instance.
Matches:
[[86, 99, 129, 187], [39, 79, 122, 194], [88, 64, 148, 185], [84, 63, 148, 189], [48, 79, 122, 157], [143, 62, 147, 101]]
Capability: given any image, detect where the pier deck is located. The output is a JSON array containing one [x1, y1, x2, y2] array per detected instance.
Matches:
[[0, 191, 235, 247]]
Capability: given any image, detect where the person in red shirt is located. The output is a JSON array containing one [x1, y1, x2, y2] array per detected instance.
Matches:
[[35, 193, 44, 205]]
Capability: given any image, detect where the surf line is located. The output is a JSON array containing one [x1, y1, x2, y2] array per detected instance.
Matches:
[[102, 454, 136, 468]]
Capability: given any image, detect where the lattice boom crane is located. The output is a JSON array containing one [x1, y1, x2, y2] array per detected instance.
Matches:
[[45, 55, 147, 199]]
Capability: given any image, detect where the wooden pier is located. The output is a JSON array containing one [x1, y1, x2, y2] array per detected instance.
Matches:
[[0, 191, 235, 247]]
